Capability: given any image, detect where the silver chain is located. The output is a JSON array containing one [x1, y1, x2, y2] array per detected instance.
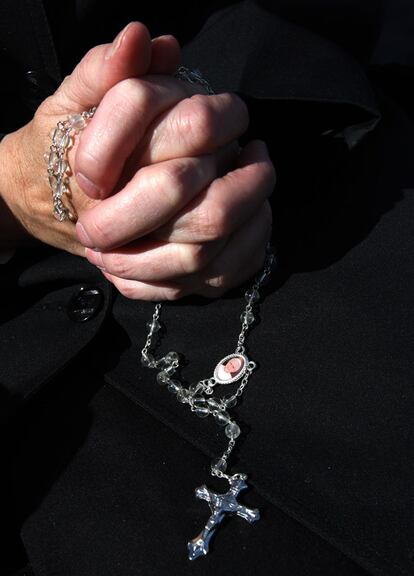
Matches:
[[46, 107, 96, 222], [140, 246, 275, 481]]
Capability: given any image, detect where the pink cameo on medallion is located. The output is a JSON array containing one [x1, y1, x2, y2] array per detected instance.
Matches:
[[214, 354, 247, 384]]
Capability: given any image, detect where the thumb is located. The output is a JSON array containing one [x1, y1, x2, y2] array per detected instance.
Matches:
[[45, 22, 152, 115]]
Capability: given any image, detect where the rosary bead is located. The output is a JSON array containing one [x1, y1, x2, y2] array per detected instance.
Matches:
[[240, 311, 255, 325], [189, 383, 202, 395], [177, 388, 190, 403], [207, 398, 220, 410], [147, 319, 161, 333], [256, 269, 271, 286], [194, 406, 210, 418], [68, 113, 86, 131], [165, 351, 180, 363], [193, 397, 208, 407], [157, 371, 170, 385], [167, 380, 182, 394], [211, 457, 227, 472], [164, 365, 176, 376], [225, 421, 241, 439], [141, 352, 155, 367], [223, 394, 237, 408], [245, 288, 260, 303], [214, 410, 231, 426]]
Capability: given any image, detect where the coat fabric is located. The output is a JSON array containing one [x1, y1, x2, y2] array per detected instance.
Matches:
[[1, 1, 414, 575]]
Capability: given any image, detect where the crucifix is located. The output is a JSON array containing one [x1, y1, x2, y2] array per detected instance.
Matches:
[[187, 473, 260, 560]]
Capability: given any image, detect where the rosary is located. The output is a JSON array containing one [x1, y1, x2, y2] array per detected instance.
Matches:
[[47, 65, 275, 560], [139, 246, 275, 560]]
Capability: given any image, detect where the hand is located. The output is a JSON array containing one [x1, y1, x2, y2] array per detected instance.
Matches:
[[0, 22, 180, 252], [73, 54, 275, 299]]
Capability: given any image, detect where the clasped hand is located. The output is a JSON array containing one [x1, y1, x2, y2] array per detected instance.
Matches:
[[0, 22, 275, 300]]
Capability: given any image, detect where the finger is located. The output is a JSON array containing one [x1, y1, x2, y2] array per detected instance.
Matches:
[[133, 92, 249, 166], [101, 271, 187, 301], [149, 35, 181, 74], [84, 237, 227, 281], [191, 201, 273, 298], [76, 154, 218, 251], [151, 140, 276, 243], [74, 75, 192, 199], [75, 83, 246, 200], [43, 22, 152, 115], [98, 201, 272, 301]]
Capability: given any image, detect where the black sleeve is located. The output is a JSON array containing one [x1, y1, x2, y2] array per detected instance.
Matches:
[[181, 1, 383, 270], [181, 1, 380, 149]]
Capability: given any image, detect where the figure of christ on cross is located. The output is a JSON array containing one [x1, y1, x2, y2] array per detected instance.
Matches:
[[188, 474, 260, 560]]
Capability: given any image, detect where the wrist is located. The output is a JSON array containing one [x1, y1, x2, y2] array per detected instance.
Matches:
[[0, 129, 36, 247]]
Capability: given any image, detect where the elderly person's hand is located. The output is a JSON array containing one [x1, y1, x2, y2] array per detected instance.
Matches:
[[0, 22, 275, 300]]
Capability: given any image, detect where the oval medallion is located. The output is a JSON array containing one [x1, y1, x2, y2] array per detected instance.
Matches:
[[213, 354, 248, 385]]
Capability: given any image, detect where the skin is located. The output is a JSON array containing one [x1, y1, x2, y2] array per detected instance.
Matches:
[[0, 22, 275, 300]]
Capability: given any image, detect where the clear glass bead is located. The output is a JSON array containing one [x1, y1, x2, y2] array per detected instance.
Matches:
[[223, 394, 237, 408], [54, 180, 66, 200], [146, 319, 161, 332], [207, 398, 220, 410], [164, 365, 176, 376], [48, 150, 58, 170], [176, 388, 190, 403], [48, 174, 57, 193], [225, 421, 241, 439], [156, 371, 170, 385], [167, 380, 182, 394], [56, 158, 68, 175], [256, 269, 270, 286], [193, 397, 207, 407], [51, 127, 63, 143], [195, 406, 210, 418], [211, 457, 227, 472], [165, 351, 179, 363], [214, 410, 231, 426], [141, 352, 155, 367], [245, 288, 260, 303], [189, 383, 201, 395], [240, 311, 255, 325], [59, 131, 70, 149], [68, 113, 86, 131]]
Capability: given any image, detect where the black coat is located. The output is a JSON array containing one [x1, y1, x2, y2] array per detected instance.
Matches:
[[1, 2, 414, 575]]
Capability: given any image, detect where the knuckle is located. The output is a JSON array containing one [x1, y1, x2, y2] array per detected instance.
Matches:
[[116, 281, 138, 300], [198, 204, 229, 241], [178, 243, 209, 275], [205, 273, 228, 290], [85, 217, 112, 250], [75, 146, 100, 174], [163, 285, 187, 301], [153, 160, 192, 203], [177, 95, 215, 142], [67, 47, 98, 102], [110, 78, 152, 111], [104, 78, 151, 129], [201, 276, 229, 298], [106, 253, 131, 278]]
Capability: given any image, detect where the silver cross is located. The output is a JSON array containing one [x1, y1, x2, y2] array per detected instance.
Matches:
[[187, 474, 260, 560]]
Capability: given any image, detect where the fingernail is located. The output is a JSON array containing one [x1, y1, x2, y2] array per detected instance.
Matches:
[[76, 222, 94, 248], [76, 172, 101, 198], [105, 22, 133, 60], [85, 248, 105, 270]]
